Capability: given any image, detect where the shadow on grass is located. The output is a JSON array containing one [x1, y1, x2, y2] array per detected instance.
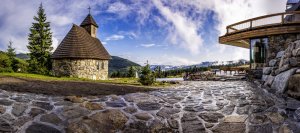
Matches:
[[0, 76, 156, 96]]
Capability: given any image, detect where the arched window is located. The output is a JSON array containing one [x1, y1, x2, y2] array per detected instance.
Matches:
[[96, 61, 100, 70], [101, 61, 105, 69]]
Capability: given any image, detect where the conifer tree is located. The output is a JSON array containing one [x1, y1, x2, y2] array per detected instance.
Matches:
[[27, 3, 53, 74], [139, 64, 155, 85], [128, 66, 135, 77], [7, 40, 16, 60]]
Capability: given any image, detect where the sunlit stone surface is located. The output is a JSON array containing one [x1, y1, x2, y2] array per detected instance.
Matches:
[[0, 81, 299, 132]]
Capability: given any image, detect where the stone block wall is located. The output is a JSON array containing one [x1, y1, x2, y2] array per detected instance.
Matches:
[[52, 59, 109, 80], [267, 34, 300, 65], [262, 34, 300, 96]]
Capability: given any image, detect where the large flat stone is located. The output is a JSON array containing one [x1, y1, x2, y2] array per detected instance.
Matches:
[[66, 109, 128, 133], [198, 112, 224, 123], [105, 99, 127, 107], [29, 108, 45, 117], [222, 104, 235, 115], [212, 122, 246, 133], [271, 68, 297, 93], [134, 113, 152, 121], [223, 115, 248, 123], [32, 101, 54, 111], [287, 74, 300, 98], [62, 106, 90, 119], [269, 59, 278, 67], [264, 75, 275, 87], [40, 113, 62, 126], [137, 101, 161, 111], [0, 99, 13, 106], [263, 67, 273, 75], [123, 106, 137, 114], [12, 103, 27, 117], [248, 123, 273, 133], [156, 107, 180, 118], [276, 51, 285, 58], [181, 113, 206, 133], [26, 123, 61, 133], [266, 112, 284, 124]]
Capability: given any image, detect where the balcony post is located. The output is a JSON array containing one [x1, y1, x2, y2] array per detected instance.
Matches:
[[227, 27, 229, 34], [281, 14, 284, 24]]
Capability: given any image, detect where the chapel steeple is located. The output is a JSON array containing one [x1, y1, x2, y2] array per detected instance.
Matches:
[[80, 7, 98, 38]]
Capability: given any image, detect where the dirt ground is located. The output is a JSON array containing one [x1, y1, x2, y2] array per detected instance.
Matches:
[[0, 76, 156, 96]]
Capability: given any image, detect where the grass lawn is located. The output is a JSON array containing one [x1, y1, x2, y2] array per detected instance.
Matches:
[[0, 72, 173, 87]]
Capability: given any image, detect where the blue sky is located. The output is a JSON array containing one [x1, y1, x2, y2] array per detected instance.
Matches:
[[0, 0, 286, 65]]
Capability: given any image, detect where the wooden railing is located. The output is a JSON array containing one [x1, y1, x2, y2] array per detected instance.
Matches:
[[226, 11, 300, 34]]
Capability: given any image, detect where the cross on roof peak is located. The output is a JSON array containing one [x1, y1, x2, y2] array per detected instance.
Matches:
[[88, 6, 91, 14]]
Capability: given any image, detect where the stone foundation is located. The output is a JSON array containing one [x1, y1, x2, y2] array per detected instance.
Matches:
[[52, 59, 108, 80], [262, 34, 300, 96]]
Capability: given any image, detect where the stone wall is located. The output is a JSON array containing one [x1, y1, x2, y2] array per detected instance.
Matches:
[[262, 34, 300, 96], [52, 59, 109, 80], [267, 34, 299, 64]]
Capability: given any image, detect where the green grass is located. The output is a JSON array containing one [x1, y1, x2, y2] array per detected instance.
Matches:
[[166, 75, 183, 78], [0, 72, 172, 87]]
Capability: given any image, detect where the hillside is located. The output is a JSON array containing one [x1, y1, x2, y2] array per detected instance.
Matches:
[[109, 56, 140, 73], [16, 53, 29, 60]]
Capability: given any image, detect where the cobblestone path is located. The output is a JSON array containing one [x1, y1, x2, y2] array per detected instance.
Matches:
[[0, 81, 300, 133]]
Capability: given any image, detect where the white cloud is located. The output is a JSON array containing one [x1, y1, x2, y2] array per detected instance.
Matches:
[[102, 41, 107, 45], [49, 15, 73, 26], [105, 35, 125, 41], [141, 43, 156, 48], [152, 0, 203, 54], [150, 55, 198, 66], [128, 0, 286, 64], [106, 2, 131, 18]]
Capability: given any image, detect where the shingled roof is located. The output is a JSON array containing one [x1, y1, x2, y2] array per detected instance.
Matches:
[[80, 14, 98, 28], [52, 24, 110, 60]]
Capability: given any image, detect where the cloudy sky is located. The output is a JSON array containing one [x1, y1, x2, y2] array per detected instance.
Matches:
[[0, 0, 286, 65]]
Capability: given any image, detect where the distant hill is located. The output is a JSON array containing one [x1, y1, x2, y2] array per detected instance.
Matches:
[[16, 53, 29, 60], [109, 56, 140, 73], [16, 54, 140, 73]]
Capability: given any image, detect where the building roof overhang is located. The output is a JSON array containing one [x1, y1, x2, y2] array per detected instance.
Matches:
[[219, 11, 300, 49]]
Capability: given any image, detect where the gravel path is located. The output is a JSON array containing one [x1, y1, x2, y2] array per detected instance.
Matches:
[[0, 81, 299, 133]]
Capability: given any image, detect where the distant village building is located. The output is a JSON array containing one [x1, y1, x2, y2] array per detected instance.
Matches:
[[51, 12, 110, 80]]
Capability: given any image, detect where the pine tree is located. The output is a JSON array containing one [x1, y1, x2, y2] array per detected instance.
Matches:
[[139, 64, 155, 85], [27, 3, 53, 74], [7, 40, 16, 60], [127, 66, 135, 77]]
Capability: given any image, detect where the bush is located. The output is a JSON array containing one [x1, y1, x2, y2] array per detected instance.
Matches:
[[0, 52, 12, 72], [139, 65, 155, 85], [12, 58, 29, 73], [0, 67, 13, 73]]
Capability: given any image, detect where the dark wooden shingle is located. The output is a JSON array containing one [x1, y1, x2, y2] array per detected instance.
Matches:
[[52, 24, 110, 60]]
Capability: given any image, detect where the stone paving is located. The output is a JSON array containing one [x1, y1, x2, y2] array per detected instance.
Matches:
[[0, 81, 300, 133]]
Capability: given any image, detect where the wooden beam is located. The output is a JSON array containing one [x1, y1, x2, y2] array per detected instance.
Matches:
[[220, 24, 300, 44]]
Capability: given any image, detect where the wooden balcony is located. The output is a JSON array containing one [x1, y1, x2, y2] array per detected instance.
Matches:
[[219, 11, 300, 49]]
